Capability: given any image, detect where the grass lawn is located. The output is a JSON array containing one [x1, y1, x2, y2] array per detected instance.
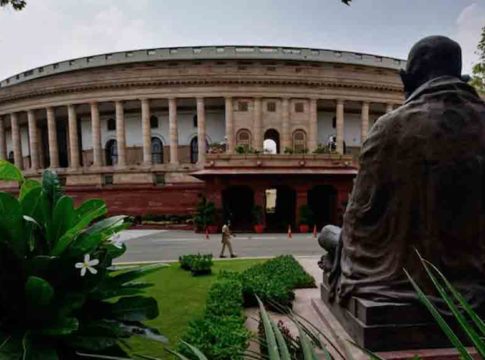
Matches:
[[127, 258, 267, 358]]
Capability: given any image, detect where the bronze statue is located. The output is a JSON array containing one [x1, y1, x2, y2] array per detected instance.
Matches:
[[319, 36, 485, 311]]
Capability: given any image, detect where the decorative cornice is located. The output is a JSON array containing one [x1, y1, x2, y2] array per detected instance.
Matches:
[[0, 78, 402, 106]]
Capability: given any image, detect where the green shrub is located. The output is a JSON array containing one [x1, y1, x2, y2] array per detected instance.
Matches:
[[193, 197, 216, 230], [178, 279, 249, 360], [190, 255, 213, 276], [205, 279, 244, 319], [238, 255, 314, 311], [179, 255, 197, 270], [179, 316, 249, 360], [0, 161, 164, 359], [178, 254, 213, 276]]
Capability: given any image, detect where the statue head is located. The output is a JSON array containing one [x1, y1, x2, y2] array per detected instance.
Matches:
[[400, 36, 462, 98]]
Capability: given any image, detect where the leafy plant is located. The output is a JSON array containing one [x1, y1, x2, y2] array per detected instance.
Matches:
[[0, 161, 164, 359], [179, 254, 213, 276], [193, 196, 216, 231], [177, 278, 250, 360], [298, 205, 315, 226]]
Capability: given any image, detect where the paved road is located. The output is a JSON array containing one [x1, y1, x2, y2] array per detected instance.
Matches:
[[116, 230, 323, 262]]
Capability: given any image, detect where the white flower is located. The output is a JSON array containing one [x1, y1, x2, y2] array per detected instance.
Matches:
[[75, 254, 99, 277], [109, 233, 123, 249]]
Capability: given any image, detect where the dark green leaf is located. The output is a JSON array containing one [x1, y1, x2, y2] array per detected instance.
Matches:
[[19, 179, 41, 202], [42, 170, 62, 207], [48, 196, 75, 245], [0, 160, 24, 183], [68, 215, 126, 257], [108, 296, 159, 322], [50, 201, 107, 256], [25, 276, 54, 307], [0, 192, 26, 256], [40, 317, 79, 336]]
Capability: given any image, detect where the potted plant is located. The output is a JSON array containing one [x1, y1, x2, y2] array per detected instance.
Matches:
[[252, 205, 265, 233], [298, 205, 315, 233], [193, 196, 217, 233]]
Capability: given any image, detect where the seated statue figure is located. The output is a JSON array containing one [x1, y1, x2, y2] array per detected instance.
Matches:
[[319, 36, 485, 311]]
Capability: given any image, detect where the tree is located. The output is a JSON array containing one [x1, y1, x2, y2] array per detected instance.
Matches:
[[471, 26, 485, 94], [0, 0, 26, 10]]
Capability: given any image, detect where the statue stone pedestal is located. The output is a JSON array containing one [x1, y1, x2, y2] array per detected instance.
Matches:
[[319, 277, 471, 352]]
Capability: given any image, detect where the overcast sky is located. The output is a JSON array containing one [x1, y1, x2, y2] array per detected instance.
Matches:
[[0, 0, 483, 80]]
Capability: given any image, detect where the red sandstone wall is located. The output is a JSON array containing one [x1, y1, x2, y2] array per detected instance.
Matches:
[[66, 183, 205, 216]]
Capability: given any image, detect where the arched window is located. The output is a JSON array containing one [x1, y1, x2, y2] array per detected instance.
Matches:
[[236, 129, 252, 151], [8, 151, 14, 164], [292, 129, 307, 153], [151, 137, 163, 164], [105, 139, 117, 166], [107, 118, 116, 131], [150, 116, 159, 129]]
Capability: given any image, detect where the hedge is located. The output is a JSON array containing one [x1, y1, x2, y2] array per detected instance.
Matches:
[[178, 279, 250, 360]]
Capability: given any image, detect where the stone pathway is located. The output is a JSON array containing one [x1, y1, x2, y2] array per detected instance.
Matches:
[[244, 256, 366, 360]]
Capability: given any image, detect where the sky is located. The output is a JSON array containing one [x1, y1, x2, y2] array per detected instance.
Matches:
[[0, 0, 483, 80]]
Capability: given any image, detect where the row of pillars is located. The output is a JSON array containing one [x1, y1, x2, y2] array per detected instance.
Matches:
[[0, 97, 394, 171]]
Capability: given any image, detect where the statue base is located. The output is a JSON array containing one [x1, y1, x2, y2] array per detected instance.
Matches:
[[319, 281, 465, 352]]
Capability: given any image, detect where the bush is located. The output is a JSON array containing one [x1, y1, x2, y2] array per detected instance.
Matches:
[[238, 255, 315, 310], [205, 279, 244, 319], [0, 161, 164, 359], [179, 279, 249, 360], [193, 196, 216, 231], [178, 254, 213, 276]]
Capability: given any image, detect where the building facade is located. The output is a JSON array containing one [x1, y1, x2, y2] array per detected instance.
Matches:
[[0, 46, 405, 230]]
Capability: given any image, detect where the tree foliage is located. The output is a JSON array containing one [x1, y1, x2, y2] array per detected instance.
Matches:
[[0, 161, 165, 359], [0, 0, 26, 10], [471, 26, 485, 94]]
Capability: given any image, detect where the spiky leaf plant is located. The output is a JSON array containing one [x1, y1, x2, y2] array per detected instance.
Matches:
[[0, 161, 165, 359]]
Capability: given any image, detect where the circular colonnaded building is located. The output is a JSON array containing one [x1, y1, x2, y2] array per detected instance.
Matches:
[[0, 46, 405, 231]]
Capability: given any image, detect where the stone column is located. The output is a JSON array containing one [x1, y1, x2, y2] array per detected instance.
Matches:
[[282, 98, 291, 151], [308, 98, 318, 152], [90, 102, 102, 168], [253, 98, 262, 151], [386, 103, 393, 113], [11, 113, 22, 169], [115, 101, 126, 167], [196, 97, 207, 164], [225, 97, 234, 153], [68, 104, 80, 169], [141, 98, 152, 166], [0, 117, 6, 161], [361, 101, 370, 144], [27, 110, 39, 170], [336, 99, 345, 154], [46, 107, 59, 168], [169, 98, 179, 164]]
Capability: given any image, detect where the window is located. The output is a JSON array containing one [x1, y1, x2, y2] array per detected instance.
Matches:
[[107, 118, 116, 131], [236, 129, 252, 150], [190, 137, 199, 164], [238, 101, 248, 112], [292, 130, 307, 153], [8, 151, 14, 164], [295, 102, 304, 113], [151, 137, 163, 164], [193, 115, 198, 128], [150, 115, 159, 129], [267, 102, 276, 112], [105, 139, 118, 166]]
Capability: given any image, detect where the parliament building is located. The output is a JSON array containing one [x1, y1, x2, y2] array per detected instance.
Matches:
[[0, 46, 405, 231]]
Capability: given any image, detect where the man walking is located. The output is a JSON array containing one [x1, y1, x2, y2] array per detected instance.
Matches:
[[220, 221, 237, 258]]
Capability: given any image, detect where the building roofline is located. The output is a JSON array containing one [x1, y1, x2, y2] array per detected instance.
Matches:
[[0, 45, 407, 88]]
